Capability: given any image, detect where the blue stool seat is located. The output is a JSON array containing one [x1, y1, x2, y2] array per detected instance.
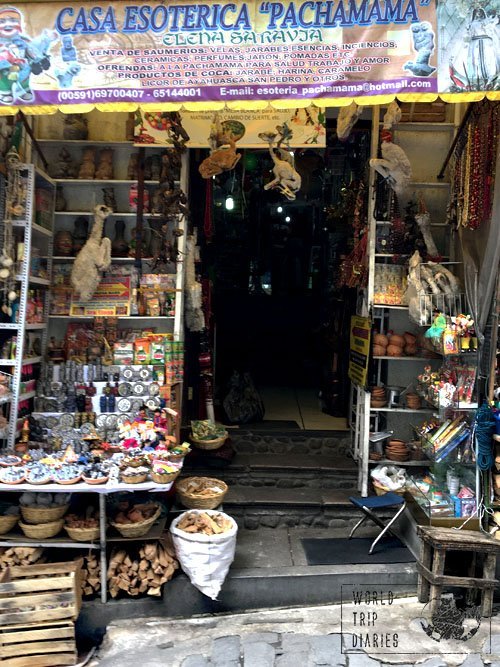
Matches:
[[348, 493, 407, 554]]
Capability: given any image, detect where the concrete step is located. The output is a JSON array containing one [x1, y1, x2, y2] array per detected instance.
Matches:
[[225, 430, 352, 456], [182, 452, 358, 490]]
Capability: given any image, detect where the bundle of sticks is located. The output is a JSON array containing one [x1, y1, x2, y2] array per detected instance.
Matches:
[[0, 547, 46, 568], [107, 540, 178, 598], [80, 554, 101, 597]]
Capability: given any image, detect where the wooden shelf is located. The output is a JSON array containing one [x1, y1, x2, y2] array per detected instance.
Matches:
[[54, 211, 162, 218], [0, 530, 99, 549], [370, 407, 435, 413], [53, 179, 159, 185]]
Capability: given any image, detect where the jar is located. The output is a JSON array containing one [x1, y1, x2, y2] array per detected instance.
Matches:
[[54, 230, 73, 256]]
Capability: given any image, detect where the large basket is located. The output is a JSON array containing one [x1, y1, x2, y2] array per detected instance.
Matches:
[[151, 470, 180, 484], [64, 524, 100, 542], [190, 432, 228, 451], [20, 503, 69, 524], [0, 514, 18, 534], [109, 505, 161, 538], [19, 519, 64, 539], [176, 476, 228, 510], [120, 472, 147, 484], [372, 481, 405, 497]]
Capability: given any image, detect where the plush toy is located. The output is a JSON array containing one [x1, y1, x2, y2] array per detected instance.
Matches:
[[95, 148, 114, 180], [336, 102, 363, 141], [78, 147, 96, 179], [259, 132, 301, 200], [70, 204, 112, 301], [370, 130, 411, 196]]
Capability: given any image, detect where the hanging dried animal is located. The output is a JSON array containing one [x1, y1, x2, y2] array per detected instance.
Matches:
[[259, 132, 301, 200], [70, 204, 112, 301], [415, 197, 439, 258], [199, 113, 241, 178], [337, 101, 363, 141], [382, 101, 402, 130], [370, 129, 411, 196]]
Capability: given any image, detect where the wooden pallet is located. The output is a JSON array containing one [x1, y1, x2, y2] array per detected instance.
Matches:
[[0, 619, 76, 666], [0, 561, 82, 626]]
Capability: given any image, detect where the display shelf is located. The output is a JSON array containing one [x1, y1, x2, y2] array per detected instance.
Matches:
[[53, 179, 160, 185], [408, 182, 450, 188], [54, 211, 162, 218], [34, 165, 55, 185], [48, 315, 174, 320], [368, 458, 430, 466], [37, 139, 133, 146], [383, 122, 455, 131], [373, 356, 439, 361], [0, 395, 12, 406], [16, 275, 50, 286], [0, 357, 42, 367], [12, 220, 53, 237], [25, 323, 47, 330], [0, 531, 99, 549], [375, 220, 449, 228], [373, 304, 408, 309], [370, 406, 435, 413], [0, 323, 19, 330], [18, 391, 36, 402], [51, 256, 154, 263], [107, 517, 167, 542]]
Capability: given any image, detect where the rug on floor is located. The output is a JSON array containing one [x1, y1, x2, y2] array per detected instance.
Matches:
[[233, 420, 301, 430], [301, 537, 415, 565]]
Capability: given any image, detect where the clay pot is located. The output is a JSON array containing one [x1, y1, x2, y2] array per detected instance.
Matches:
[[389, 334, 405, 347], [373, 345, 386, 356], [54, 230, 73, 257], [373, 333, 389, 347], [404, 344, 418, 356], [404, 332, 417, 345], [387, 345, 404, 357]]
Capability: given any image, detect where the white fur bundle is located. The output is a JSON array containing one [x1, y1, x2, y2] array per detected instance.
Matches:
[[71, 204, 112, 301], [337, 102, 362, 141], [370, 141, 412, 196]]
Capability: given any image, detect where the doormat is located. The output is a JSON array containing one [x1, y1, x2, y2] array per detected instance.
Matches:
[[241, 420, 301, 430], [301, 537, 415, 565]]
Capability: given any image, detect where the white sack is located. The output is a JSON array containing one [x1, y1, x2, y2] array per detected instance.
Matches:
[[170, 509, 238, 600]]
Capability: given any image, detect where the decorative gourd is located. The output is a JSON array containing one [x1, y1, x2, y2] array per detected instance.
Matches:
[[373, 333, 389, 347], [373, 345, 386, 356], [404, 344, 418, 356], [389, 334, 405, 347], [404, 332, 417, 345], [387, 344, 404, 356]]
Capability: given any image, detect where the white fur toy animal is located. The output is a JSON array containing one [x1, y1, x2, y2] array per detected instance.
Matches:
[[71, 204, 112, 301], [337, 102, 362, 141], [370, 130, 412, 196], [259, 132, 301, 200], [382, 101, 402, 130]]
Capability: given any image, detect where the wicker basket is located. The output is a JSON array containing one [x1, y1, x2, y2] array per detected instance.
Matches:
[[372, 481, 405, 497], [82, 476, 109, 485], [19, 519, 64, 539], [120, 472, 147, 484], [190, 432, 228, 451], [167, 452, 188, 462], [109, 505, 161, 538], [20, 503, 69, 524], [151, 470, 180, 484], [64, 524, 100, 542], [0, 514, 18, 534], [176, 476, 228, 510]]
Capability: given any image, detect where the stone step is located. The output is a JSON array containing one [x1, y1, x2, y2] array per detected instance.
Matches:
[[182, 452, 358, 490], [225, 430, 351, 456]]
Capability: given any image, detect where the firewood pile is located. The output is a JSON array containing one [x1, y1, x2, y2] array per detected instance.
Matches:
[[0, 546, 46, 568], [107, 540, 179, 598], [80, 554, 101, 597]]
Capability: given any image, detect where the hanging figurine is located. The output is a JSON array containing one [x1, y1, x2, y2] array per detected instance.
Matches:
[[336, 101, 363, 141], [70, 204, 112, 301], [199, 113, 241, 178], [258, 131, 301, 200]]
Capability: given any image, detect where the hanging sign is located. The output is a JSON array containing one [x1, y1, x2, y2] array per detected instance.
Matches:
[[135, 108, 326, 147], [0, 1, 442, 110], [70, 276, 131, 316], [348, 315, 371, 388]]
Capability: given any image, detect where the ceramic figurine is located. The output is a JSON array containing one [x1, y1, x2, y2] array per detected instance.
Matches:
[[72, 216, 89, 254], [49, 147, 78, 179], [102, 187, 117, 211], [95, 148, 114, 180], [78, 147, 96, 179], [55, 188, 66, 211], [127, 153, 138, 180], [54, 230, 73, 256], [111, 219, 129, 257], [63, 114, 88, 140]]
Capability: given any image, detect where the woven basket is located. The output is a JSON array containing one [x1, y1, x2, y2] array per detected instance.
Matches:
[[64, 524, 100, 542], [190, 432, 228, 451], [372, 481, 405, 497], [176, 476, 228, 510], [151, 470, 180, 484], [167, 452, 188, 462], [109, 505, 161, 538], [120, 472, 147, 484], [19, 519, 63, 539], [20, 503, 69, 524], [82, 476, 109, 485], [0, 514, 18, 534]]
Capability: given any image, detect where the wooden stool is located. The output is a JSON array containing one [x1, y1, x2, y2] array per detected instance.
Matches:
[[416, 526, 500, 617]]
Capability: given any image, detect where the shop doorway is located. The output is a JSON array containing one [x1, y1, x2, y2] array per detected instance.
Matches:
[[190, 117, 371, 430]]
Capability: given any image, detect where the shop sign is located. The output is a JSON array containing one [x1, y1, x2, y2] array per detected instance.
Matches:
[[70, 276, 131, 316], [0, 1, 497, 110], [135, 108, 326, 147], [348, 315, 371, 388]]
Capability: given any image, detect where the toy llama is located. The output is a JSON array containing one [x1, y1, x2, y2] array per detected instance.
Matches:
[[259, 132, 301, 200], [71, 204, 112, 301]]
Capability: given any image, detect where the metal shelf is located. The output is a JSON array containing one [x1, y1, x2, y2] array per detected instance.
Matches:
[[373, 304, 408, 310], [0, 323, 19, 331], [18, 391, 36, 402], [25, 323, 46, 330], [16, 275, 50, 286], [370, 407, 435, 413], [51, 256, 154, 263], [373, 356, 440, 361], [368, 458, 430, 466], [54, 211, 162, 218], [49, 315, 174, 320], [37, 139, 133, 146], [53, 179, 159, 185], [0, 395, 12, 405], [408, 182, 450, 188], [0, 357, 42, 367]]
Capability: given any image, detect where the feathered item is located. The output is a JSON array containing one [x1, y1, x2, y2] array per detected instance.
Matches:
[[71, 204, 112, 301], [370, 130, 412, 196]]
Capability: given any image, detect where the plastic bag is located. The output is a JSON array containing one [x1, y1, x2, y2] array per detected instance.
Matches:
[[223, 371, 265, 424], [170, 509, 238, 600], [370, 465, 406, 491]]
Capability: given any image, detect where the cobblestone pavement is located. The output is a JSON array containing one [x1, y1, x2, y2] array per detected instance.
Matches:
[[90, 597, 500, 667]]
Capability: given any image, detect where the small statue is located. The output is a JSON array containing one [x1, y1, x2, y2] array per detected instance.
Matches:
[[60, 34, 77, 62], [49, 147, 78, 179], [63, 114, 88, 140], [102, 187, 117, 211], [55, 188, 66, 211], [95, 148, 114, 179], [78, 147, 96, 179], [127, 153, 138, 180]]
